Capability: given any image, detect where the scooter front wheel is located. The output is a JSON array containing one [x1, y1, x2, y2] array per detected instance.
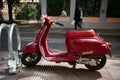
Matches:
[[84, 55, 106, 71], [21, 53, 41, 67]]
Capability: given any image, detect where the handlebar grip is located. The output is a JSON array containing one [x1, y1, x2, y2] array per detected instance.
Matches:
[[55, 22, 64, 26]]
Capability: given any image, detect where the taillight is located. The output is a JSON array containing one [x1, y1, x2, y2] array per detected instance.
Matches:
[[101, 42, 112, 48], [107, 42, 112, 48]]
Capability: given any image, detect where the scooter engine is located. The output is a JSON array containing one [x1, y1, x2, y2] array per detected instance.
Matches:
[[76, 58, 97, 66]]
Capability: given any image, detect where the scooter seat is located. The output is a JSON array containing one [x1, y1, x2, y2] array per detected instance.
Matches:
[[66, 29, 96, 38]]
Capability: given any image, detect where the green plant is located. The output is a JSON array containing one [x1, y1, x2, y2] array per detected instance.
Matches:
[[16, 4, 37, 20]]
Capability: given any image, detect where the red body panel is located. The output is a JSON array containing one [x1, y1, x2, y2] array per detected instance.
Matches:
[[66, 36, 111, 56]]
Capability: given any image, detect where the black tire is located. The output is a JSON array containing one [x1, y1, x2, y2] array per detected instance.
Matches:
[[84, 55, 106, 71], [21, 53, 41, 67]]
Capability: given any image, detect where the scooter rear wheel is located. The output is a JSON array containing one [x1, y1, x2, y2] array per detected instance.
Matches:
[[21, 53, 41, 67], [84, 55, 106, 71]]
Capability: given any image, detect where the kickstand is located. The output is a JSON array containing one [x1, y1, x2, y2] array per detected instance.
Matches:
[[72, 63, 76, 69]]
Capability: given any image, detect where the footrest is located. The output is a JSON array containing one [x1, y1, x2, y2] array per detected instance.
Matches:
[[46, 56, 78, 62]]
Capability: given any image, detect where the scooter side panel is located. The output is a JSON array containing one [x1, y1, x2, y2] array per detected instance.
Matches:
[[66, 37, 111, 56]]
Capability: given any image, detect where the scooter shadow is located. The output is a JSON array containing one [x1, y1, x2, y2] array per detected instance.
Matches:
[[23, 65, 102, 80]]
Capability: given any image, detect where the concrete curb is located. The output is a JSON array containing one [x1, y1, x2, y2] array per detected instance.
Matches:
[[49, 28, 120, 37]]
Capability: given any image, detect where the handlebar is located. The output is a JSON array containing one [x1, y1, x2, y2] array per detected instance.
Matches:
[[41, 15, 64, 26], [55, 22, 64, 26]]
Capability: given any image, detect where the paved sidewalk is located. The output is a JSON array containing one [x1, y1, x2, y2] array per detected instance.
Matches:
[[0, 57, 119, 80], [28, 58, 120, 80], [105, 59, 120, 80]]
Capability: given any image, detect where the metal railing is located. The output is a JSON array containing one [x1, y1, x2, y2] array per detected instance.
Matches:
[[0, 23, 21, 74]]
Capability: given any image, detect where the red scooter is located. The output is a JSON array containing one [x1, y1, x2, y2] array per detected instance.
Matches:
[[21, 16, 112, 71]]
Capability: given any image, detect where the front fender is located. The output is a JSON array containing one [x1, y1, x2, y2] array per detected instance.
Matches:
[[22, 42, 39, 53]]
